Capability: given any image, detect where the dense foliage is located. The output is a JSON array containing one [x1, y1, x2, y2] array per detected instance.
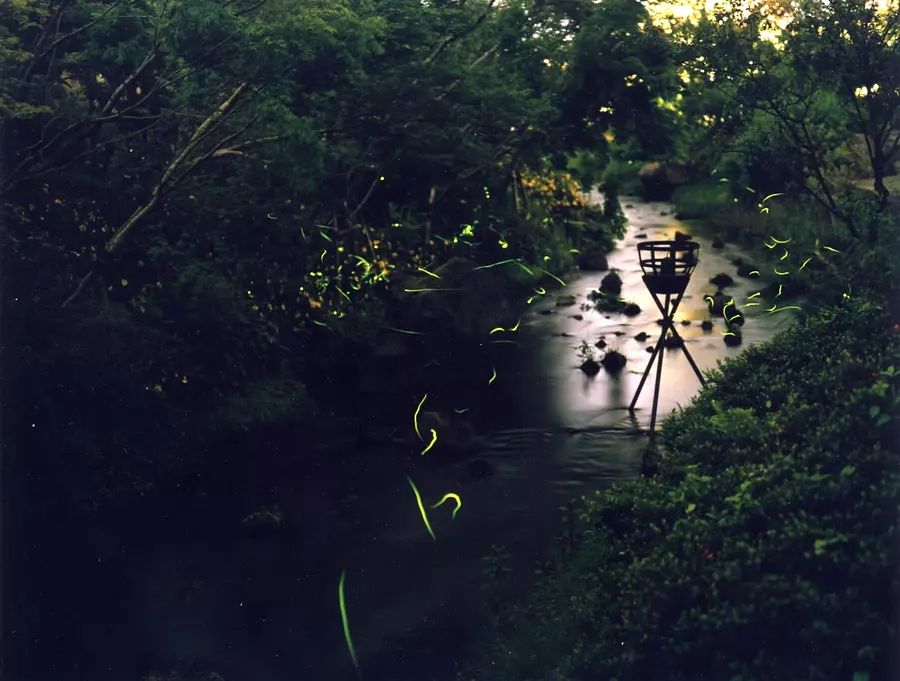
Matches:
[[1, 0, 664, 507], [465, 297, 900, 681]]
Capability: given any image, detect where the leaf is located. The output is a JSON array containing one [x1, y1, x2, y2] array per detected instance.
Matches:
[[876, 413, 890, 427], [686, 503, 696, 513], [868, 405, 881, 418]]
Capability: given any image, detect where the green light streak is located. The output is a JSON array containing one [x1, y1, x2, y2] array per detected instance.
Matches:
[[431, 493, 462, 520], [403, 288, 464, 293], [535, 266, 566, 287], [385, 326, 426, 336], [414, 394, 428, 441], [421, 429, 438, 455], [472, 259, 525, 272], [338, 570, 361, 678], [489, 366, 497, 384], [417, 267, 440, 278], [407, 476, 436, 542]]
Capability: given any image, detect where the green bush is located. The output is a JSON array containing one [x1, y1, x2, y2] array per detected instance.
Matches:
[[465, 298, 900, 681], [671, 181, 733, 220], [601, 158, 647, 196]]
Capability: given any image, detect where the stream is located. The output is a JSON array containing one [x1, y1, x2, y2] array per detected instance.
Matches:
[[15, 196, 803, 681]]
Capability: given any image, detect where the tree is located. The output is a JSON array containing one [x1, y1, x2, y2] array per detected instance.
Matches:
[[690, 0, 900, 242]]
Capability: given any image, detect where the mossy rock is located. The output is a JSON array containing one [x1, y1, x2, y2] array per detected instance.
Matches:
[[674, 231, 692, 242], [623, 302, 641, 316], [711, 239, 725, 249], [635, 233, 648, 239], [595, 339, 607, 349], [701, 320, 714, 331], [635, 331, 649, 342], [600, 271, 623, 295]]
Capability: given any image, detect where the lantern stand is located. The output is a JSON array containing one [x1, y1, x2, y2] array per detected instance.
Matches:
[[629, 240, 706, 436]]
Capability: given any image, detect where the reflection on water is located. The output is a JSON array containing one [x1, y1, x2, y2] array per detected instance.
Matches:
[[509, 196, 801, 435]]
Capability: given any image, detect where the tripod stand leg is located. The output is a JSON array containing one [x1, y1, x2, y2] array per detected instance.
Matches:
[[681, 342, 707, 386], [649, 296, 670, 434], [629, 336, 663, 411], [663, 325, 707, 387]]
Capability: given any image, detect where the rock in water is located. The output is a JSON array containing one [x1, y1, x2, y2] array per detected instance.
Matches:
[[581, 358, 601, 376], [600, 350, 627, 373]]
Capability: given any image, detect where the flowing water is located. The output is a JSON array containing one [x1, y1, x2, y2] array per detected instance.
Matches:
[[18, 197, 803, 681]]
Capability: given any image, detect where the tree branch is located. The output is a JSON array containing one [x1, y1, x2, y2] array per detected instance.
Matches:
[[37, 1, 123, 60], [424, 0, 497, 66]]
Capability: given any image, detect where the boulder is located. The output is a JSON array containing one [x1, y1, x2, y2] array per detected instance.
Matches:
[[600, 271, 623, 295], [638, 162, 689, 201], [576, 250, 609, 272]]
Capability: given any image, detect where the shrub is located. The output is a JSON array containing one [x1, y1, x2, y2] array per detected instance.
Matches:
[[465, 298, 900, 681], [601, 159, 647, 196]]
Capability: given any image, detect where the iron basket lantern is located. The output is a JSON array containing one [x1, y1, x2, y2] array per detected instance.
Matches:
[[629, 239, 706, 436]]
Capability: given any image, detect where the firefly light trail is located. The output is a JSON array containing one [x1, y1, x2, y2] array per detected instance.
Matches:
[[414, 394, 428, 441], [338, 570, 361, 679]]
